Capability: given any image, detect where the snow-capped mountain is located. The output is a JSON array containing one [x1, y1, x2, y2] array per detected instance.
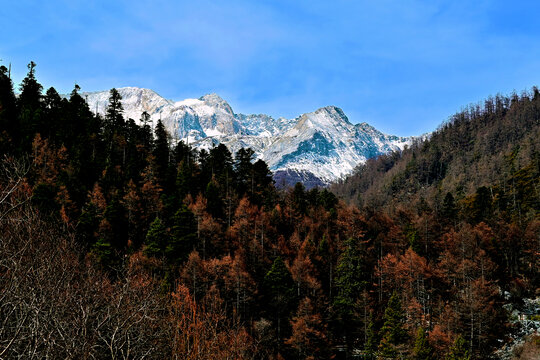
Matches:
[[83, 87, 411, 185]]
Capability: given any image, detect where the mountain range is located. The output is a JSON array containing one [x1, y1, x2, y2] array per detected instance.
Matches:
[[83, 87, 412, 186]]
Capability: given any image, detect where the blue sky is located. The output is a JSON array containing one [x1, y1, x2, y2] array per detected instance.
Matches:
[[2, 0, 540, 136]]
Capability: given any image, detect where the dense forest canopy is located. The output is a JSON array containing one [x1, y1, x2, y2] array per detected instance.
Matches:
[[0, 62, 538, 359]]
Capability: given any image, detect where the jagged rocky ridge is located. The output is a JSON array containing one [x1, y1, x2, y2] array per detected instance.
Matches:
[[83, 87, 411, 185]]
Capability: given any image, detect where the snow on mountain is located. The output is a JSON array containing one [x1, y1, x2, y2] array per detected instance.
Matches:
[[83, 87, 412, 185], [84, 87, 173, 124]]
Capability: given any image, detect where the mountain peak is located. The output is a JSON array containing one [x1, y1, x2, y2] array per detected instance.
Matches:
[[117, 86, 143, 91], [199, 93, 225, 103], [313, 105, 351, 125], [82, 87, 410, 184], [198, 93, 234, 115]]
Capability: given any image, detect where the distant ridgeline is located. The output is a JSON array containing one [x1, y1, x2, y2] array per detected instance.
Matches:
[[0, 63, 538, 359], [82, 87, 412, 187]]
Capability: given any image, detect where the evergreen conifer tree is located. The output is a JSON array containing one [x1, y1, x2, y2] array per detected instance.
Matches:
[[41, 87, 64, 141], [167, 205, 197, 263], [442, 192, 458, 223], [103, 88, 125, 167], [153, 119, 170, 188], [0, 65, 16, 150], [175, 160, 192, 204], [209, 143, 233, 179], [140, 111, 153, 151], [144, 217, 168, 258], [69, 101, 103, 199], [365, 311, 378, 359], [333, 237, 367, 354], [292, 182, 307, 215], [251, 159, 274, 207], [234, 147, 255, 195], [378, 291, 408, 358], [413, 327, 434, 360], [446, 335, 470, 360], [17, 61, 43, 151], [105, 88, 124, 129], [264, 256, 296, 345], [205, 179, 224, 219], [91, 238, 115, 269]]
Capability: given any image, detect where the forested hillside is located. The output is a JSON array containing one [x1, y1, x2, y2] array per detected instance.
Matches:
[[1, 62, 538, 359], [332, 89, 539, 213], [331, 88, 540, 358]]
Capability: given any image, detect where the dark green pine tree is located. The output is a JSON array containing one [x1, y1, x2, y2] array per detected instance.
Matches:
[[105, 88, 125, 129], [175, 160, 193, 204], [144, 217, 168, 258], [205, 178, 224, 220], [91, 237, 115, 270], [0, 65, 17, 152], [333, 237, 367, 354], [67, 84, 103, 201], [378, 291, 408, 359], [167, 205, 197, 263], [173, 140, 193, 168], [406, 223, 422, 255], [365, 311, 378, 360], [234, 147, 255, 195], [251, 159, 275, 207], [124, 118, 145, 182], [413, 327, 434, 360], [291, 182, 307, 215], [264, 256, 296, 346], [209, 143, 234, 179], [206, 143, 234, 216], [197, 148, 211, 183], [140, 111, 154, 152], [441, 192, 458, 222], [317, 188, 338, 212], [68, 84, 95, 141], [42, 87, 64, 141], [471, 186, 492, 223], [17, 61, 43, 151], [153, 119, 171, 189], [446, 335, 471, 360], [103, 88, 126, 168]]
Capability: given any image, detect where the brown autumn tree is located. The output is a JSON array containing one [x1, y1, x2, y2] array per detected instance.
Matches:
[[140, 155, 163, 222], [290, 238, 321, 299], [123, 178, 141, 247], [286, 297, 329, 360], [224, 251, 256, 318], [170, 284, 255, 359]]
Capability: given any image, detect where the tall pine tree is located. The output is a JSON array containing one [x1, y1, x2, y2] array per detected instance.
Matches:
[[378, 291, 408, 358], [153, 119, 170, 190], [413, 327, 434, 360], [167, 205, 197, 263], [0, 65, 17, 153], [144, 217, 168, 258], [17, 61, 43, 151], [333, 237, 367, 354]]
